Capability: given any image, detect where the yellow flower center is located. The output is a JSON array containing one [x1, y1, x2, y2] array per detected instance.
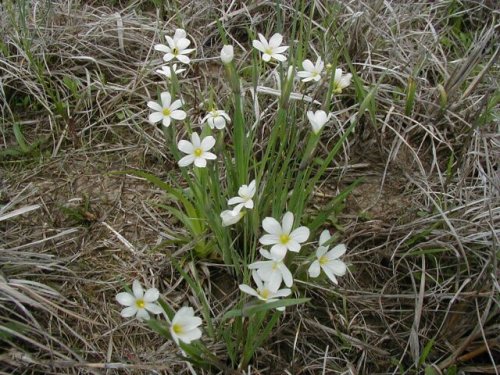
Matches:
[[162, 108, 171, 116], [194, 148, 203, 157], [172, 47, 179, 56], [135, 299, 145, 309], [319, 255, 329, 266], [260, 289, 270, 299], [271, 262, 279, 270], [279, 234, 290, 245], [264, 48, 273, 55], [172, 323, 183, 334]]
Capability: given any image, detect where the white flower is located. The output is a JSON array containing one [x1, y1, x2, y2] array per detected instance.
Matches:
[[239, 271, 291, 311], [228, 180, 256, 214], [307, 110, 330, 134], [154, 28, 195, 64], [147, 92, 186, 128], [259, 212, 310, 258], [177, 132, 216, 168], [308, 230, 347, 284], [155, 64, 186, 79], [202, 109, 231, 130], [220, 209, 244, 227], [248, 249, 293, 291], [220, 45, 234, 64], [116, 280, 163, 320], [332, 68, 352, 94], [169, 306, 202, 345], [297, 57, 324, 82], [252, 33, 288, 62]]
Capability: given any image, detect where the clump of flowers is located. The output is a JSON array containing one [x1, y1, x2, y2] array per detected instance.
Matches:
[[117, 26, 356, 370]]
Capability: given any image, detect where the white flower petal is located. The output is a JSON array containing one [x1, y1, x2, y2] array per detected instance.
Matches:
[[239, 284, 259, 298], [287, 239, 301, 253], [145, 302, 164, 314], [327, 244, 347, 259], [322, 266, 338, 284], [144, 288, 159, 302], [170, 99, 183, 111], [190, 132, 201, 147], [132, 280, 143, 299], [202, 152, 216, 160], [136, 308, 150, 320], [201, 135, 216, 151], [262, 53, 271, 62], [149, 112, 163, 124], [279, 263, 293, 287], [302, 59, 314, 72], [178, 327, 202, 344], [282, 212, 294, 234], [269, 33, 283, 48], [270, 244, 287, 258], [121, 306, 138, 318], [272, 53, 287, 62], [259, 234, 280, 245], [178, 154, 195, 167], [319, 229, 331, 246], [154, 44, 169, 53], [160, 92, 171, 107], [262, 217, 282, 235], [176, 54, 190, 64], [162, 117, 171, 128], [326, 260, 347, 276], [308, 261, 321, 278], [194, 157, 207, 168], [178, 140, 194, 154], [290, 226, 310, 243], [147, 101, 162, 112], [228, 196, 245, 205], [116, 292, 135, 306], [170, 110, 187, 120]]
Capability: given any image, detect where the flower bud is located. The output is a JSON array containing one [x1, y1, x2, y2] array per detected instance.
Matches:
[[220, 45, 234, 64]]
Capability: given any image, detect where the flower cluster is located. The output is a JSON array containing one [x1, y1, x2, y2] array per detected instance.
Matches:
[[239, 212, 348, 310], [119, 27, 354, 352], [116, 280, 202, 345]]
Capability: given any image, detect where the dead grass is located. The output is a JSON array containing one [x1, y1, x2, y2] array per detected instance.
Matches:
[[1, 0, 499, 374]]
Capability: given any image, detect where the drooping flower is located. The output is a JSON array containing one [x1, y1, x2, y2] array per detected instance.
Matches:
[[169, 306, 202, 345], [155, 64, 186, 79], [177, 132, 216, 168], [252, 33, 288, 62], [259, 212, 310, 258], [228, 180, 256, 214], [147, 92, 186, 128], [220, 209, 244, 227], [116, 280, 163, 320], [307, 110, 330, 134], [202, 109, 231, 130], [332, 68, 352, 94], [248, 248, 293, 291], [239, 271, 291, 311], [220, 45, 234, 64], [154, 28, 195, 64], [308, 230, 347, 284], [297, 57, 324, 82]]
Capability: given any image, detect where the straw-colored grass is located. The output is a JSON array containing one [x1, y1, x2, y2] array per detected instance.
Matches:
[[1, 0, 498, 373]]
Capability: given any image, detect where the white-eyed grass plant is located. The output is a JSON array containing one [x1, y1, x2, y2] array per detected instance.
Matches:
[[115, 25, 358, 371]]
